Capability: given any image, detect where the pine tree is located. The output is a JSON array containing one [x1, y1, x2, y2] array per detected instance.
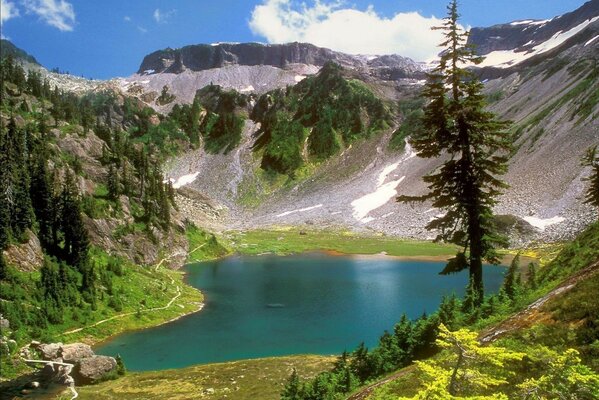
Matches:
[[107, 163, 120, 201], [581, 145, 599, 211], [281, 368, 303, 400], [60, 171, 90, 270], [0, 252, 7, 281], [527, 262, 537, 290], [397, 0, 511, 304], [30, 157, 54, 250], [503, 254, 521, 300]]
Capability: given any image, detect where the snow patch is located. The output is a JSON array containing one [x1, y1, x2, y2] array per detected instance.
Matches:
[[294, 75, 306, 82], [478, 16, 599, 69], [522, 216, 565, 231], [351, 177, 405, 222], [239, 85, 255, 92], [143, 69, 155, 75], [276, 204, 323, 218], [170, 172, 200, 189], [510, 20, 535, 26], [585, 35, 599, 46], [351, 140, 416, 222]]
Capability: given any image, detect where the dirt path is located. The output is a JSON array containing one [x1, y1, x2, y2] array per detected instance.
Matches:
[[64, 253, 184, 336]]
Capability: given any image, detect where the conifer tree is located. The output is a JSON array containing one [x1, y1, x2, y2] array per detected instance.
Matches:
[[502, 254, 521, 300], [0, 253, 7, 281], [107, 163, 120, 201], [60, 171, 90, 270], [527, 262, 537, 290], [30, 157, 54, 250], [581, 145, 599, 211], [281, 368, 303, 400], [397, 0, 511, 304]]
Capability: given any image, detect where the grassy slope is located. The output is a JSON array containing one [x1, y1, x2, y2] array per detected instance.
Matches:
[[76, 355, 335, 400], [363, 222, 599, 399], [0, 227, 228, 380]]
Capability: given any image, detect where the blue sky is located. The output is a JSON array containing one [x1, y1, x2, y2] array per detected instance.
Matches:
[[0, 0, 590, 79]]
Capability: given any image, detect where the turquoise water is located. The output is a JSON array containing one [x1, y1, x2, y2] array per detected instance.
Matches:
[[96, 253, 504, 371]]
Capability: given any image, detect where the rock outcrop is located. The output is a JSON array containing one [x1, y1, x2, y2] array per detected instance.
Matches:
[[31, 342, 118, 385], [2, 229, 44, 271], [74, 355, 118, 384], [137, 42, 425, 80]]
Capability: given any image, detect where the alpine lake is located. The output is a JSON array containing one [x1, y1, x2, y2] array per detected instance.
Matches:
[[96, 253, 504, 371]]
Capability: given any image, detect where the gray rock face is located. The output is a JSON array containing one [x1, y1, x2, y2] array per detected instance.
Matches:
[[3, 229, 44, 271], [74, 355, 118, 384], [137, 42, 425, 80]]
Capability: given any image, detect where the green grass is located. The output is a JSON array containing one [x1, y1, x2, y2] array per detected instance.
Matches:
[[186, 224, 229, 262], [75, 355, 335, 400], [225, 228, 458, 259]]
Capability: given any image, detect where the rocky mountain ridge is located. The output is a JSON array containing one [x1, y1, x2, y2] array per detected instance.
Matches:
[[138, 41, 425, 80], [467, 0, 599, 73]]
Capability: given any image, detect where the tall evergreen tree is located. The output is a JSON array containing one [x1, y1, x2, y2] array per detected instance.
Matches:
[[30, 157, 54, 250], [581, 145, 599, 211], [397, 0, 511, 304], [60, 171, 90, 270]]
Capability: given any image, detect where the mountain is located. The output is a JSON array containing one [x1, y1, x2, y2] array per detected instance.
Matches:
[[467, 0, 599, 74], [1, 1, 597, 248], [162, 1, 598, 245], [120, 42, 425, 109], [137, 41, 425, 79], [0, 39, 40, 65]]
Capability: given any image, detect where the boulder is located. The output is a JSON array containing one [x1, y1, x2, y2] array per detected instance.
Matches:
[[39, 343, 63, 361], [60, 343, 94, 363], [74, 355, 117, 384]]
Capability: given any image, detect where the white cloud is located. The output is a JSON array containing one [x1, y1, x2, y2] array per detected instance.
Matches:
[[22, 0, 76, 31], [249, 0, 449, 61], [153, 8, 176, 24], [124, 15, 131, 22], [137, 25, 148, 34], [1, 0, 19, 23]]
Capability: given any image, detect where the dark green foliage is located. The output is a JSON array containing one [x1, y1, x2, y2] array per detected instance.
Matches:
[[107, 163, 120, 201], [281, 369, 303, 400], [253, 62, 391, 175], [390, 98, 425, 150], [156, 85, 176, 105], [503, 254, 522, 300], [193, 85, 247, 154], [397, 0, 511, 304], [29, 157, 54, 250], [0, 118, 35, 242], [308, 106, 341, 159], [60, 171, 90, 270], [116, 354, 126, 376], [581, 145, 599, 210], [261, 114, 306, 176], [282, 312, 441, 399], [527, 262, 537, 290]]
